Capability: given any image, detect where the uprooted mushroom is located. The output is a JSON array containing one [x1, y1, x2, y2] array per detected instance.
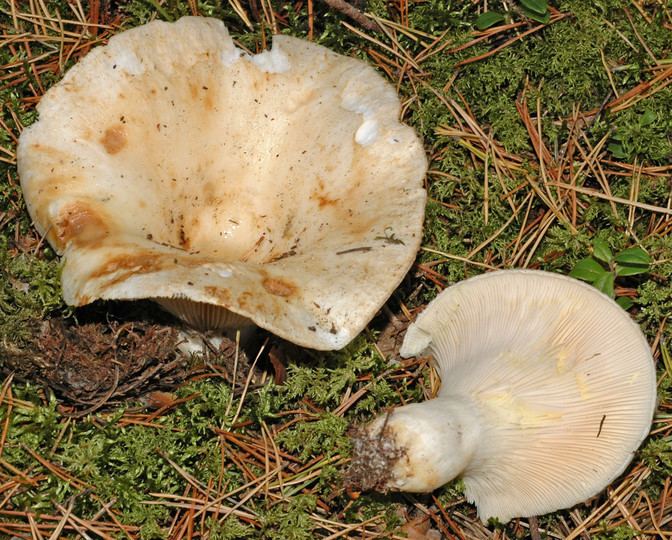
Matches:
[[347, 270, 657, 522], [18, 16, 427, 351]]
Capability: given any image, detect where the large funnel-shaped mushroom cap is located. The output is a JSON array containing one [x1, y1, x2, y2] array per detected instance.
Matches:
[[399, 270, 656, 521], [17, 17, 427, 350]]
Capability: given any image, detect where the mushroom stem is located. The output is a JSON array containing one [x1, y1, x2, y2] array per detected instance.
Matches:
[[347, 396, 482, 493], [174, 328, 255, 357], [156, 298, 257, 354]]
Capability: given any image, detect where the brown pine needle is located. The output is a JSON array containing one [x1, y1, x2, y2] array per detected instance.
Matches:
[[548, 183, 672, 215]]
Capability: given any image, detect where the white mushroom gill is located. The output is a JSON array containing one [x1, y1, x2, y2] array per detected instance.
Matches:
[[17, 17, 427, 350], [347, 270, 657, 522]]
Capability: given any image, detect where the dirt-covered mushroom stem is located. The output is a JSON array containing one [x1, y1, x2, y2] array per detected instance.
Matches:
[[347, 398, 481, 493]]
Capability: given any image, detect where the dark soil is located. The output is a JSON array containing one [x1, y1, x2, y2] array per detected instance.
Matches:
[[0, 302, 254, 414], [374, 307, 412, 363]]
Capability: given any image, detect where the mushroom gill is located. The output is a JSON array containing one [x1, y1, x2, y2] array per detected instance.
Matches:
[[347, 270, 657, 522]]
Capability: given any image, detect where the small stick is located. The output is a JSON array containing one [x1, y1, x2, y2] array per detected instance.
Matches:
[[529, 516, 542, 540], [308, 0, 314, 39], [320, 0, 379, 32]]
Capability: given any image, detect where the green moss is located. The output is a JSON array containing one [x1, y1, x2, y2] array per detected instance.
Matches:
[[641, 433, 672, 482], [593, 524, 639, 540], [0, 381, 243, 531], [259, 495, 317, 540], [418, 0, 672, 159], [408, 0, 475, 34], [637, 279, 672, 336], [120, 0, 229, 25], [277, 413, 349, 461], [205, 517, 255, 540], [279, 336, 385, 409], [0, 241, 64, 346], [604, 93, 672, 162], [344, 494, 405, 530]]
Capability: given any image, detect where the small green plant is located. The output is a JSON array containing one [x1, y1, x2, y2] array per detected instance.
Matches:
[[608, 110, 659, 161], [570, 239, 651, 309], [475, 0, 550, 30]]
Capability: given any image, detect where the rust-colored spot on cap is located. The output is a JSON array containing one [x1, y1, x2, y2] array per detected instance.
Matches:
[[262, 277, 296, 297], [316, 195, 339, 208], [100, 125, 127, 154], [310, 177, 339, 208], [237, 291, 253, 310], [54, 203, 109, 249], [205, 286, 231, 304], [89, 252, 166, 289]]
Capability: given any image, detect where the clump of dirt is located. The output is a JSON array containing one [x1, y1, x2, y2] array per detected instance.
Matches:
[[374, 309, 411, 362], [0, 311, 251, 414], [345, 413, 406, 493]]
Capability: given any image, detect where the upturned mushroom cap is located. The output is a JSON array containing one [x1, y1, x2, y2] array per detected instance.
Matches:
[[17, 17, 427, 350], [349, 270, 656, 522]]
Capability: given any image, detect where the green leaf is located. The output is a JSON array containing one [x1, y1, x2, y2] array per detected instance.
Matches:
[[640, 110, 656, 126], [520, 0, 549, 15], [476, 11, 506, 30], [593, 271, 615, 298], [616, 296, 634, 310], [615, 264, 649, 277], [607, 143, 628, 159], [613, 247, 650, 277], [614, 247, 651, 266], [592, 239, 613, 264], [570, 257, 607, 282], [522, 7, 551, 24]]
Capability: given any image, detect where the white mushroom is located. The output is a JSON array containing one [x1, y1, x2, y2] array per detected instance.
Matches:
[[17, 17, 427, 350], [348, 270, 657, 522]]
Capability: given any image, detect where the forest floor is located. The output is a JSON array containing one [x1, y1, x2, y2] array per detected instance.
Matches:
[[0, 0, 671, 538]]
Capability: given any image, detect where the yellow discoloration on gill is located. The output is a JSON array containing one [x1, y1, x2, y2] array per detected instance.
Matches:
[[555, 349, 570, 375], [500, 350, 529, 368], [478, 390, 563, 427], [574, 372, 591, 399]]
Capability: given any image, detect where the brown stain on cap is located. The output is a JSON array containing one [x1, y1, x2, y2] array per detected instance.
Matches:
[[204, 91, 214, 110], [189, 83, 199, 100], [262, 277, 296, 297], [83, 250, 215, 298], [237, 291, 253, 310], [310, 176, 340, 208], [316, 195, 339, 208], [89, 251, 166, 290], [100, 125, 127, 154], [54, 202, 110, 250], [29, 143, 70, 160], [205, 286, 231, 305]]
